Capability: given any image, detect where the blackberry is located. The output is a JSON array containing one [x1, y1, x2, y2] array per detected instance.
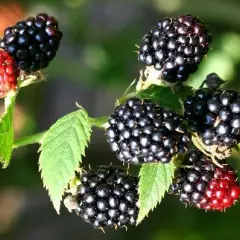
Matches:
[[171, 150, 240, 211], [0, 13, 62, 72], [74, 166, 139, 228], [0, 50, 19, 98], [106, 97, 190, 164], [138, 14, 211, 83], [184, 84, 240, 147]]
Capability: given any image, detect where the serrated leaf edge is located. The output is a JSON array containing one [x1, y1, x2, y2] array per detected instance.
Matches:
[[0, 91, 16, 166], [137, 162, 175, 224], [39, 109, 91, 213]]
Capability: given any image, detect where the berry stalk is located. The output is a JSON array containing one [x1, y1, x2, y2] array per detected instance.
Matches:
[[90, 116, 110, 128], [117, 92, 138, 106]]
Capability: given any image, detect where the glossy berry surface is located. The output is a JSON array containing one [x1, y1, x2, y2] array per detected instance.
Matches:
[[171, 150, 240, 211], [75, 166, 139, 228], [184, 86, 240, 147], [0, 50, 19, 98], [106, 97, 190, 164], [0, 13, 62, 72], [138, 14, 211, 83]]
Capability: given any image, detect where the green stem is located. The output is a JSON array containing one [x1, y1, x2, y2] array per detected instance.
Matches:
[[13, 131, 46, 149], [117, 91, 138, 106], [90, 116, 109, 128]]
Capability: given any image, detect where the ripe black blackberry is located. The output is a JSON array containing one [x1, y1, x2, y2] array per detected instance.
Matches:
[[170, 150, 240, 211], [184, 81, 240, 147], [138, 14, 211, 83], [0, 13, 62, 72], [73, 166, 139, 229], [106, 97, 190, 164]]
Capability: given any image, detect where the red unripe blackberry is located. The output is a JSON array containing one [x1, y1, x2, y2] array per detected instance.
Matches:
[[73, 166, 139, 229], [106, 97, 190, 164], [138, 14, 211, 83], [0, 13, 62, 72], [171, 150, 240, 211], [0, 50, 19, 98], [184, 79, 240, 147]]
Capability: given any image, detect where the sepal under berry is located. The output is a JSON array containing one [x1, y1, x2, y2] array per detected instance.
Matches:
[[200, 73, 225, 90]]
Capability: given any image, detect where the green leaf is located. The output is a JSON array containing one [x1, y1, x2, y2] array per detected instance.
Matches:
[[39, 108, 92, 213], [234, 144, 240, 152], [0, 91, 16, 168], [138, 85, 193, 112], [174, 85, 194, 100], [137, 162, 175, 224]]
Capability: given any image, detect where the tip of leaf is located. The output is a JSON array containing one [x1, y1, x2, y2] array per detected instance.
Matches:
[[39, 109, 91, 218], [137, 210, 150, 225], [136, 218, 143, 225], [137, 163, 175, 225], [52, 201, 61, 214]]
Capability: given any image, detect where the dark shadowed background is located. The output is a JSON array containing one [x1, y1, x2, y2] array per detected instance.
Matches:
[[0, 0, 240, 239]]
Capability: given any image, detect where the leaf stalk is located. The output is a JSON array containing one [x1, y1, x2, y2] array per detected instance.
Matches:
[[12, 132, 46, 149]]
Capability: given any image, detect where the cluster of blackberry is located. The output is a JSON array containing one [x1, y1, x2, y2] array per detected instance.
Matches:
[[138, 14, 211, 83], [104, 73, 240, 214], [107, 73, 240, 161], [66, 166, 139, 229], [170, 150, 240, 211], [4, 9, 240, 230], [185, 88, 240, 147], [0, 13, 62, 72], [106, 97, 190, 164], [60, 14, 240, 229], [0, 12, 62, 98]]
